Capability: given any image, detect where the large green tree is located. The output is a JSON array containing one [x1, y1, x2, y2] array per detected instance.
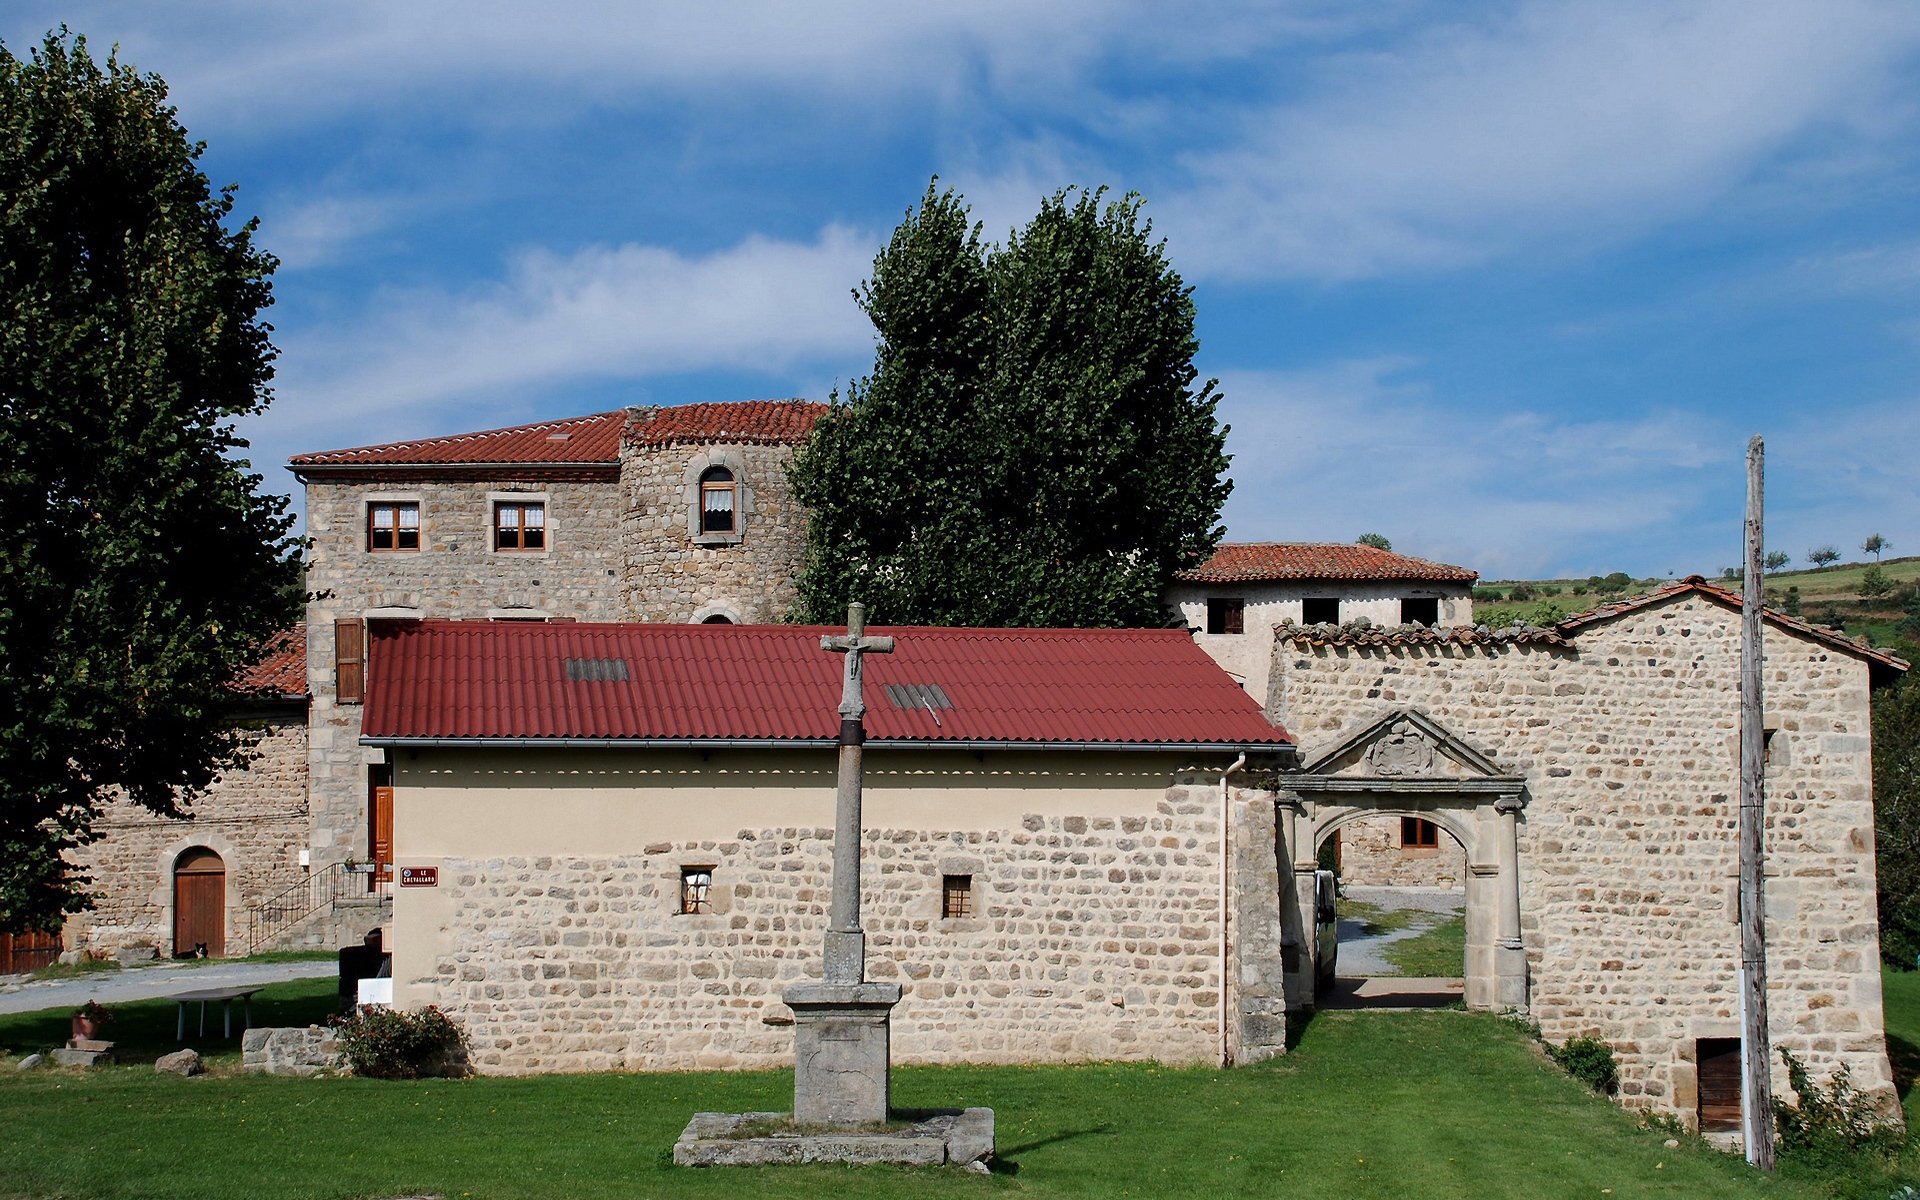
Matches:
[[1876, 677, 1920, 968], [792, 184, 1230, 626], [0, 33, 300, 929]]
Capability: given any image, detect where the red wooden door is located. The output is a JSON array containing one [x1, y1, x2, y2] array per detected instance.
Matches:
[[372, 785, 394, 885], [173, 848, 225, 958]]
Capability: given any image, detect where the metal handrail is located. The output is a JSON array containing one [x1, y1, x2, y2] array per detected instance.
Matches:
[[246, 861, 350, 954]]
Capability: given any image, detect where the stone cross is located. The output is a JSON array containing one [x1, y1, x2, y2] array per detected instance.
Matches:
[[819, 601, 894, 984], [782, 601, 903, 1126]]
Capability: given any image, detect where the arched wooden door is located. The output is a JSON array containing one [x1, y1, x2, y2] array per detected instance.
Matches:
[[173, 847, 225, 958]]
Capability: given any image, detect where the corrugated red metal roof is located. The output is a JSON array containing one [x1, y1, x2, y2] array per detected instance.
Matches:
[[289, 411, 623, 467], [362, 620, 1290, 748], [234, 625, 307, 697], [1178, 543, 1478, 584], [629, 400, 826, 447]]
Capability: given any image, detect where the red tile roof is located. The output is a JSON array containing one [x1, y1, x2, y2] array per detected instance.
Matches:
[[629, 400, 827, 447], [234, 625, 307, 698], [289, 411, 624, 468], [362, 620, 1290, 749], [1556, 576, 1909, 682], [1178, 543, 1478, 584]]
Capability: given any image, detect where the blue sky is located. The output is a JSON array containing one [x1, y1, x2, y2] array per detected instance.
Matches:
[[8, 2, 1919, 579]]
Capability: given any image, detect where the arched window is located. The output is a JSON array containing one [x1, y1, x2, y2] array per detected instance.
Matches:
[[700, 613, 735, 624], [699, 466, 737, 535]]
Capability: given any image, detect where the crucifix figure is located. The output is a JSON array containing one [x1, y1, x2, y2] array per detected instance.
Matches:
[[783, 601, 903, 1125], [820, 601, 894, 984]]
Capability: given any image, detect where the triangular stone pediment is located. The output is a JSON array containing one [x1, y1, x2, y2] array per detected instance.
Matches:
[[1303, 708, 1506, 781]]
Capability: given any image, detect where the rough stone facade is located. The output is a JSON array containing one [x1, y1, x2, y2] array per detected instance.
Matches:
[[619, 439, 808, 624], [1332, 814, 1467, 889], [1269, 592, 1898, 1125], [391, 762, 1290, 1074], [65, 704, 310, 957]]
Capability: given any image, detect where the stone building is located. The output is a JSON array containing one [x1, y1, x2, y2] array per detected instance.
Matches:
[[1266, 578, 1908, 1124], [1169, 542, 1477, 707], [362, 619, 1295, 1073]]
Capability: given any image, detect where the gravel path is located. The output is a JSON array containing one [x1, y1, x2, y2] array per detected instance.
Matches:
[[0, 959, 335, 1015], [1338, 885, 1465, 978]]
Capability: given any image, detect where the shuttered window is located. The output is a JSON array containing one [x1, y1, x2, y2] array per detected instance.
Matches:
[[336, 618, 365, 704]]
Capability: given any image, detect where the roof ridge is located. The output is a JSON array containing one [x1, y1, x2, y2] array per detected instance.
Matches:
[[289, 410, 623, 465]]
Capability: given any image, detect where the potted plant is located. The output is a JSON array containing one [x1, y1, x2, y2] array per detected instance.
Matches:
[[71, 999, 112, 1042]]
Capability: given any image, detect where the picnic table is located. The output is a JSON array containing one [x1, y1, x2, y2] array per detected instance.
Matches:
[[170, 985, 264, 1041]]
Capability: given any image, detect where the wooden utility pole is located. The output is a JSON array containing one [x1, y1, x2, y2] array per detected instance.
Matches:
[[1740, 435, 1776, 1169]]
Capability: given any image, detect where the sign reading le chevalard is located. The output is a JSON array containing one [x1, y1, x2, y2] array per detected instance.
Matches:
[[399, 866, 438, 888]]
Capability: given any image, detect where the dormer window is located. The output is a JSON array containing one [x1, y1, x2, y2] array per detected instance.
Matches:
[[700, 466, 737, 535]]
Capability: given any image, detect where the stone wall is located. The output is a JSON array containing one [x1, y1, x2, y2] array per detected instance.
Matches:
[[1332, 814, 1467, 889], [1269, 593, 1897, 1124], [409, 780, 1238, 1074], [301, 474, 624, 877], [619, 441, 807, 623], [65, 706, 310, 957]]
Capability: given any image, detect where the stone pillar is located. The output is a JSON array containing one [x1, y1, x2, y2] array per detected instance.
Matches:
[[1281, 795, 1319, 1012], [1230, 792, 1288, 1063], [783, 981, 904, 1125], [1494, 793, 1528, 1013]]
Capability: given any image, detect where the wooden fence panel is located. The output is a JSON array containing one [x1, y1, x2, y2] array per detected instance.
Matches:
[[0, 930, 63, 974]]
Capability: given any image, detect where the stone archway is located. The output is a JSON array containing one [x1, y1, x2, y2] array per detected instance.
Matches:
[[1274, 709, 1528, 1015]]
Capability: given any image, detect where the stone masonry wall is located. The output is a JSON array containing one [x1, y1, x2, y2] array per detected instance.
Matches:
[[1333, 814, 1468, 889], [1269, 594, 1896, 1125], [65, 708, 309, 957], [302, 474, 624, 875], [619, 441, 807, 623], [424, 785, 1227, 1074]]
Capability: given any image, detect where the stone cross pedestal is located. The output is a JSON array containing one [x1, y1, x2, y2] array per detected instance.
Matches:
[[783, 602, 900, 1126]]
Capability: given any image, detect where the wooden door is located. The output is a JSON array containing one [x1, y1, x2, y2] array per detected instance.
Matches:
[[371, 785, 394, 886], [1697, 1038, 1742, 1133], [173, 848, 225, 958]]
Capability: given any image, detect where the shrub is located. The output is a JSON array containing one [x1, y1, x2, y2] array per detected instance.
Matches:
[[1772, 1049, 1904, 1166], [331, 1004, 469, 1079], [1547, 1036, 1618, 1095], [1861, 565, 1893, 599], [1507, 584, 1535, 602]]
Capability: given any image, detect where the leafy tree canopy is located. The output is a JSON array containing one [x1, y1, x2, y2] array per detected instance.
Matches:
[[1875, 678, 1920, 967], [1763, 550, 1792, 573], [1865, 534, 1890, 560], [1356, 533, 1392, 551], [1808, 546, 1841, 569], [0, 32, 300, 929], [791, 183, 1230, 626]]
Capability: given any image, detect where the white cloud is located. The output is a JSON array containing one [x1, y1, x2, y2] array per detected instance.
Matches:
[[260, 195, 406, 270], [251, 226, 876, 460], [1158, 0, 1920, 280]]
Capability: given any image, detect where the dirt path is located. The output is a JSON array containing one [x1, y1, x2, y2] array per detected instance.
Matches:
[[0, 959, 335, 1015]]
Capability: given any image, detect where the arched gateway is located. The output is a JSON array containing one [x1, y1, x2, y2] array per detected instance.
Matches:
[[1276, 708, 1528, 1013]]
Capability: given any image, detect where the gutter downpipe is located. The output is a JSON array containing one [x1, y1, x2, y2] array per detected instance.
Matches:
[[1219, 751, 1248, 1067]]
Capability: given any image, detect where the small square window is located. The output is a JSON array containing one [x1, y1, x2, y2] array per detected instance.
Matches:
[[1205, 598, 1245, 635], [1302, 597, 1340, 625], [1400, 817, 1439, 848], [1400, 597, 1439, 626], [942, 874, 974, 920], [367, 502, 420, 552], [680, 867, 713, 915], [494, 501, 546, 551]]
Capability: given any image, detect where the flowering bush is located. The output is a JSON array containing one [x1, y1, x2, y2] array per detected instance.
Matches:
[[330, 1005, 468, 1079]]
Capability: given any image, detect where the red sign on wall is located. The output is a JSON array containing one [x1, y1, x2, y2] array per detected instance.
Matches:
[[398, 866, 439, 888]]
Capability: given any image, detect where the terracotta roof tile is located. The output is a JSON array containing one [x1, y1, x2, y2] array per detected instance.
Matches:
[[362, 620, 1291, 749], [234, 625, 307, 697], [1179, 543, 1478, 584], [289, 411, 623, 468], [628, 400, 827, 447]]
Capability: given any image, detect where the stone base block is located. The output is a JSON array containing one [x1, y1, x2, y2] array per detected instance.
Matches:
[[242, 1025, 345, 1076], [783, 981, 901, 1126], [673, 1108, 995, 1169], [51, 1047, 113, 1068]]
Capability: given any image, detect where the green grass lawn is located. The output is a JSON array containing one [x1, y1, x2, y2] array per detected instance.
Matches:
[[1336, 898, 1424, 936], [1383, 914, 1468, 977], [0, 975, 1890, 1199]]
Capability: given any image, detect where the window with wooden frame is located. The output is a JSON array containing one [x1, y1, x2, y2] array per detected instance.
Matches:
[[1400, 817, 1439, 848], [699, 466, 737, 535], [680, 867, 714, 915], [493, 501, 546, 551], [1205, 597, 1245, 635], [941, 874, 974, 920], [1302, 597, 1340, 625], [367, 501, 420, 552], [335, 618, 366, 704]]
